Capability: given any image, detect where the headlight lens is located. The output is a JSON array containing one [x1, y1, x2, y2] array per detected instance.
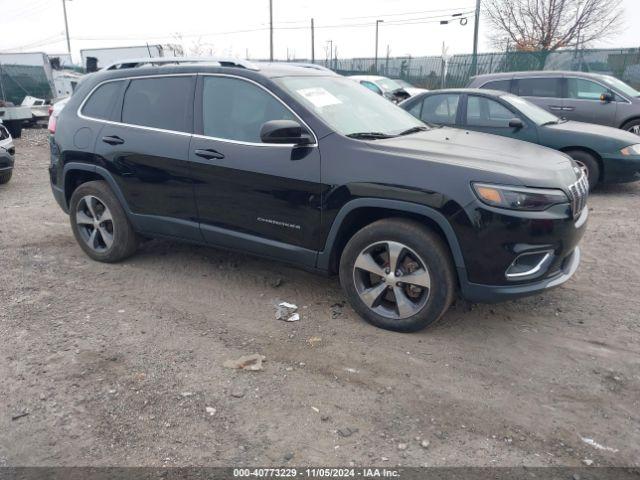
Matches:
[[472, 183, 568, 211], [621, 144, 640, 156]]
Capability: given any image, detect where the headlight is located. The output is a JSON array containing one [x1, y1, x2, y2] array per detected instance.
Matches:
[[621, 144, 640, 156], [472, 183, 568, 211]]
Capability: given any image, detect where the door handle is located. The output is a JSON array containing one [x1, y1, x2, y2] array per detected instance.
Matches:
[[562, 106, 575, 111], [102, 135, 125, 145], [194, 148, 225, 160], [548, 106, 563, 111]]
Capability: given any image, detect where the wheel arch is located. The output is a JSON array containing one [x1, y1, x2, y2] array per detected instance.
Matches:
[[559, 146, 604, 181], [62, 163, 131, 214], [620, 116, 640, 131], [317, 198, 466, 277]]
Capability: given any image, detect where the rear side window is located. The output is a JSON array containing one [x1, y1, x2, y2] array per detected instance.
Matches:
[[481, 79, 511, 92], [361, 81, 382, 95], [201, 76, 295, 143], [517, 78, 561, 98], [122, 76, 194, 132], [81, 81, 123, 120], [419, 94, 460, 125]]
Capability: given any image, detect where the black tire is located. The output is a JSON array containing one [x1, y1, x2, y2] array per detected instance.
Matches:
[[69, 180, 138, 262], [566, 150, 600, 191], [622, 118, 640, 136], [339, 218, 456, 332], [0, 170, 12, 184], [5, 121, 22, 139]]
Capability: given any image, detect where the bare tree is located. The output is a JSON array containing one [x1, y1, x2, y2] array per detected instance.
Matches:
[[484, 0, 624, 53]]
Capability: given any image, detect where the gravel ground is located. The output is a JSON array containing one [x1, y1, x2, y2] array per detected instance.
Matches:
[[1, 128, 639, 467]]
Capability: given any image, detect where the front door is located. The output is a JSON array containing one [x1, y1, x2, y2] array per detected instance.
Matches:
[[563, 77, 617, 126], [463, 94, 538, 144], [189, 74, 322, 265]]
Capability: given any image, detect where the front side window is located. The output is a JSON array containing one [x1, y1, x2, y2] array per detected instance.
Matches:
[[121, 76, 194, 132], [467, 96, 515, 128], [517, 77, 561, 98], [567, 78, 607, 100], [275, 76, 424, 137], [420, 94, 460, 125], [81, 81, 123, 120], [202, 76, 296, 143]]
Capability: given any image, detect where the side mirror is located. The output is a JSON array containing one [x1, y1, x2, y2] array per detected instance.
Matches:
[[600, 92, 614, 103], [260, 120, 312, 145], [508, 118, 524, 129]]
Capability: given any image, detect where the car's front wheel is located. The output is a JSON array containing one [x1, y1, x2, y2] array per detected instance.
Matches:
[[69, 180, 138, 262], [339, 218, 456, 332], [622, 118, 640, 136], [566, 150, 600, 191]]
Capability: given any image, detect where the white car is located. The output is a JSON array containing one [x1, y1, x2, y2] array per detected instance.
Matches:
[[0, 120, 15, 184], [393, 79, 429, 97], [348, 75, 412, 103]]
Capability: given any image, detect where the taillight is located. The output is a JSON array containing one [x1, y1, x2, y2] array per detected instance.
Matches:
[[48, 113, 57, 134], [48, 105, 54, 116]]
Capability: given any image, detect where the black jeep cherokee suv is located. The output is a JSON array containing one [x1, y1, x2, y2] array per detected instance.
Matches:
[[49, 59, 588, 332]]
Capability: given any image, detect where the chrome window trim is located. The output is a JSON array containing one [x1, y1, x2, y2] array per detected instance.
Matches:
[[505, 250, 554, 280], [76, 72, 319, 148]]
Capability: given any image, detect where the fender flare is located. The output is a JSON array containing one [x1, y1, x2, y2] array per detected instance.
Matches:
[[316, 198, 467, 272], [61, 162, 132, 214]]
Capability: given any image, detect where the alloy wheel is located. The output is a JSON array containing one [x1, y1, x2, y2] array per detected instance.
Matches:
[[352, 241, 431, 319], [75, 195, 114, 252], [628, 124, 640, 135]]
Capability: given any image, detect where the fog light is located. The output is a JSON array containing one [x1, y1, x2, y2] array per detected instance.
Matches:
[[505, 251, 554, 280]]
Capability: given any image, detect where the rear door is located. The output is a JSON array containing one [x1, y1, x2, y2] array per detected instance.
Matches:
[[189, 74, 322, 264], [92, 74, 200, 240], [514, 76, 564, 116], [563, 76, 617, 126]]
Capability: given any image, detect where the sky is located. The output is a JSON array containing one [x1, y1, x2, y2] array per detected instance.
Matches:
[[1, 0, 639, 64]]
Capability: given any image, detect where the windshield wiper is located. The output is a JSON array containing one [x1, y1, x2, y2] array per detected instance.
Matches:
[[346, 132, 396, 140], [398, 126, 429, 136]]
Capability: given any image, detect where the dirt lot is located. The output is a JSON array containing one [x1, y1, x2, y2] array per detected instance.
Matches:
[[1, 128, 639, 467]]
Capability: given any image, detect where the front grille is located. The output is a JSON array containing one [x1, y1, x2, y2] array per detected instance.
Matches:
[[567, 172, 589, 218]]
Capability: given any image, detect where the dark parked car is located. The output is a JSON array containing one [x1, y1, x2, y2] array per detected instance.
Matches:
[[0, 121, 15, 184], [400, 89, 640, 189], [467, 71, 640, 135], [50, 59, 588, 332]]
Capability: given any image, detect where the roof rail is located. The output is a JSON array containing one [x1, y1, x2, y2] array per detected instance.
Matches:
[[101, 57, 260, 71], [278, 62, 334, 72]]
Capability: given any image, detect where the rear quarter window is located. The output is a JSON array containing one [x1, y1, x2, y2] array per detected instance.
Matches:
[[81, 81, 123, 120]]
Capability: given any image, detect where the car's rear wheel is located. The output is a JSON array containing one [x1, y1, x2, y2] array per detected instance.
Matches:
[[339, 218, 455, 332], [622, 118, 640, 136], [69, 180, 138, 262], [0, 171, 12, 184], [566, 150, 600, 191]]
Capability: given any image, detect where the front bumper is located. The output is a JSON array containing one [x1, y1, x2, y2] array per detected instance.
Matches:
[[451, 199, 587, 303], [460, 247, 581, 303], [602, 154, 640, 184]]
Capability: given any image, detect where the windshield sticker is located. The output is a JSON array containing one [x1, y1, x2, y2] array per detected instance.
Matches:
[[296, 87, 342, 108]]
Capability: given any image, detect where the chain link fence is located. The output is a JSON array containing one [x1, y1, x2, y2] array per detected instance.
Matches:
[[317, 47, 640, 90]]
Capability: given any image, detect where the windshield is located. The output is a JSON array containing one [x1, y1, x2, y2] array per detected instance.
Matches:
[[276, 76, 426, 137], [502, 94, 560, 125], [597, 75, 640, 98]]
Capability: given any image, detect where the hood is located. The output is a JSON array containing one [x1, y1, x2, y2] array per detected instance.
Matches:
[[368, 127, 579, 189], [546, 120, 640, 146]]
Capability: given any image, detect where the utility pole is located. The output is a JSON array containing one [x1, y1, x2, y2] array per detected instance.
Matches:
[[374, 19, 383, 74], [269, 0, 274, 61], [311, 18, 315, 63], [471, 0, 481, 76], [62, 0, 72, 55]]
